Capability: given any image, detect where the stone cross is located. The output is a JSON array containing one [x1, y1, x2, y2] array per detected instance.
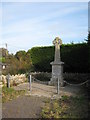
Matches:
[[53, 37, 62, 62], [50, 36, 64, 87]]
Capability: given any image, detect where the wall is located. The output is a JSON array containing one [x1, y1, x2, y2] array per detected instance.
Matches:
[[0, 74, 27, 87]]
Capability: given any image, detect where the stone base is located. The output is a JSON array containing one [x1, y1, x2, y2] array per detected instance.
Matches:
[[48, 78, 57, 86], [49, 60, 64, 87], [48, 77, 65, 87]]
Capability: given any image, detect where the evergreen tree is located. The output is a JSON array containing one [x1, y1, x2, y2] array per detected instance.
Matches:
[[88, 31, 90, 72]]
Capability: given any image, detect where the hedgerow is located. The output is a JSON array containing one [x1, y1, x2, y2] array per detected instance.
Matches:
[[28, 43, 88, 73]]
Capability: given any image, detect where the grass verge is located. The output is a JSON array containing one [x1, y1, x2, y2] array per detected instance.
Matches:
[[41, 95, 88, 118], [2, 86, 26, 103]]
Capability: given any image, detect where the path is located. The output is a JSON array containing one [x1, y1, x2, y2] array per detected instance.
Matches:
[[2, 82, 86, 118], [2, 96, 46, 118], [13, 82, 84, 98]]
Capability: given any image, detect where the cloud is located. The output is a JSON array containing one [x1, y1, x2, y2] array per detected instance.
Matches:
[[2, 2, 88, 53], [2, 3, 87, 34], [0, 4, 2, 40]]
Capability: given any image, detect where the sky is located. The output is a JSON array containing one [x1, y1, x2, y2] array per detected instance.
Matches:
[[0, 1, 88, 54]]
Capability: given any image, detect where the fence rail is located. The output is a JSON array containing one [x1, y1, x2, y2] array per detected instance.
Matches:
[[31, 76, 49, 85], [64, 80, 89, 86]]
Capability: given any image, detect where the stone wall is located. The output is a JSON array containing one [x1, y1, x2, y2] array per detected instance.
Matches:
[[0, 74, 27, 87]]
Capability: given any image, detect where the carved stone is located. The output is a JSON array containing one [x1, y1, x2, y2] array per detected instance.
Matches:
[[49, 37, 64, 86]]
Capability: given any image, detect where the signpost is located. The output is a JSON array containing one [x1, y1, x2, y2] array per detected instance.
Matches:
[[6, 73, 10, 88], [29, 75, 32, 92], [57, 77, 60, 94]]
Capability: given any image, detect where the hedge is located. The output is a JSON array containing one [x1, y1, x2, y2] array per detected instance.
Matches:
[[61, 43, 88, 73], [28, 46, 54, 72], [28, 43, 88, 73]]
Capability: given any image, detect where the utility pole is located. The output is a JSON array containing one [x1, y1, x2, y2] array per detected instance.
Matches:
[[5, 43, 7, 49], [5, 43, 9, 68], [5, 43, 8, 57]]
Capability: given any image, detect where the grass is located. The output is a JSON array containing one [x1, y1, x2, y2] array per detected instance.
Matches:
[[2, 86, 26, 103], [41, 95, 88, 118], [0, 57, 5, 63]]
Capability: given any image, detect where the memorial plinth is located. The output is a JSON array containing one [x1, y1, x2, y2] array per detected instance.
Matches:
[[49, 37, 64, 86]]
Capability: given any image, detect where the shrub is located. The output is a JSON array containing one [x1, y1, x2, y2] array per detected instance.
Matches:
[[63, 73, 90, 83], [31, 72, 51, 81]]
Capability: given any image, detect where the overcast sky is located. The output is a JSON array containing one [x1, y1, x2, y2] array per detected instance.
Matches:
[[0, 1, 88, 54]]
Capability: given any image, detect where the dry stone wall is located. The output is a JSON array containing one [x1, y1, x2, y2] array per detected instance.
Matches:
[[0, 74, 27, 87]]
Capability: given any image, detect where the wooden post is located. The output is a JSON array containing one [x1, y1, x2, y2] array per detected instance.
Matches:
[[29, 75, 32, 92], [7, 74, 10, 88], [57, 77, 60, 94]]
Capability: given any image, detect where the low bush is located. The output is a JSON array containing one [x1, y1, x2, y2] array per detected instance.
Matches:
[[31, 72, 51, 81], [63, 73, 90, 83], [29, 72, 90, 84]]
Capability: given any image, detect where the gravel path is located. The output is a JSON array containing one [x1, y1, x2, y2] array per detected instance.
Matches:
[[13, 82, 83, 98]]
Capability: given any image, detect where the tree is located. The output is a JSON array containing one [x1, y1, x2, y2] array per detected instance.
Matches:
[[3, 54, 20, 75], [14, 50, 32, 73], [88, 31, 90, 44], [3, 50, 32, 75], [15, 50, 26, 61], [88, 31, 90, 72], [0, 48, 8, 58]]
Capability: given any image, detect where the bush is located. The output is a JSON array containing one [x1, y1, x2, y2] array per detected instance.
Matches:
[[31, 72, 51, 81], [63, 73, 90, 83], [30, 72, 90, 84], [0, 57, 5, 62]]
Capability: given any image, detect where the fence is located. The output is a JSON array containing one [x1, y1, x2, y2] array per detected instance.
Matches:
[[28, 74, 89, 95], [64, 80, 89, 87], [2, 73, 89, 96]]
